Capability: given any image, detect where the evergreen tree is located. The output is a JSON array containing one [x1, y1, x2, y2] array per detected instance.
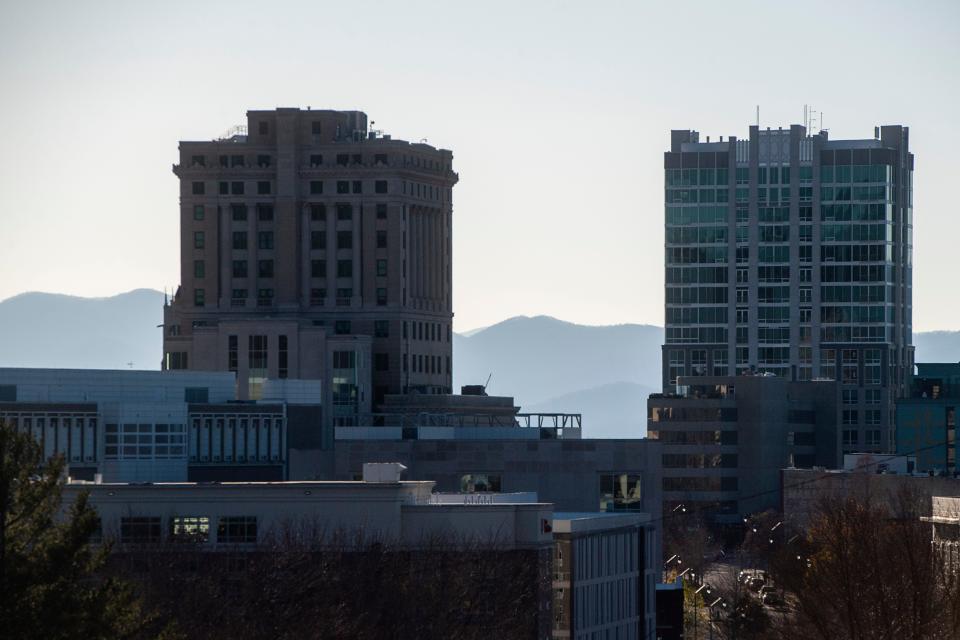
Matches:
[[0, 420, 154, 639]]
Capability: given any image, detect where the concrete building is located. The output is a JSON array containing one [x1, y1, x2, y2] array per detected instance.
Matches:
[[0, 368, 324, 482], [896, 362, 960, 474], [60, 464, 661, 639], [922, 496, 960, 571], [551, 512, 656, 640], [663, 124, 914, 455], [781, 466, 960, 531], [163, 108, 458, 427], [647, 374, 839, 520]]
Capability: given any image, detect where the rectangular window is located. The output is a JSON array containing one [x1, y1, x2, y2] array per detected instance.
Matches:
[[310, 288, 326, 305], [190, 155, 205, 167], [258, 260, 274, 278], [256, 154, 271, 168], [310, 180, 323, 195], [248, 335, 268, 371], [170, 516, 210, 543], [842, 429, 859, 446], [194, 288, 205, 307], [121, 517, 162, 544], [311, 260, 326, 278], [258, 232, 274, 250], [194, 260, 205, 279], [310, 203, 326, 222], [375, 180, 388, 194], [219, 181, 229, 195], [232, 260, 248, 278], [376, 230, 387, 249], [311, 121, 322, 135], [231, 204, 247, 221], [337, 230, 352, 250], [337, 180, 350, 194], [374, 320, 389, 338], [599, 474, 643, 512], [337, 260, 352, 278], [217, 516, 257, 544], [278, 335, 288, 379], [194, 232, 205, 249], [376, 204, 387, 219], [352, 180, 362, 194], [337, 204, 352, 220], [192, 181, 205, 195], [231, 181, 244, 195], [374, 353, 389, 372], [336, 288, 352, 304], [228, 335, 238, 372], [257, 204, 274, 221], [376, 259, 387, 277], [193, 205, 205, 221], [335, 320, 351, 335], [311, 230, 326, 250], [233, 231, 248, 250], [460, 474, 502, 493], [309, 153, 323, 166], [376, 288, 387, 306]]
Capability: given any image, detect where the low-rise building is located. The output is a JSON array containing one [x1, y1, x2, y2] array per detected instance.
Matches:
[[922, 496, 960, 571]]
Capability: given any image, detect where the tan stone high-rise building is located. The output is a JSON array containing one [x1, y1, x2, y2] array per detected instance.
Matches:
[[163, 108, 457, 425]]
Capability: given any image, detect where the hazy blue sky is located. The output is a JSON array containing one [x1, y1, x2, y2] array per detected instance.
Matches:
[[1, 0, 958, 332]]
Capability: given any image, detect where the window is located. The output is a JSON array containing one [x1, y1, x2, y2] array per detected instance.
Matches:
[[257, 288, 274, 306], [843, 410, 859, 425], [842, 429, 859, 446], [375, 153, 387, 165], [232, 231, 247, 250], [190, 154, 205, 167], [217, 516, 257, 544], [336, 288, 352, 304], [121, 517, 162, 544], [865, 429, 881, 446], [310, 203, 326, 222], [337, 260, 352, 278], [311, 260, 326, 278], [258, 260, 274, 278], [257, 181, 271, 195], [376, 230, 387, 249], [337, 204, 352, 220], [336, 154, 349, 166], [311, 121, 322, 135], [460, 474, 502, 493], [258, 231, 274, 250], [310, 180, 323, 195], [228, 335, 238, 371], [337, 180, 349, 194], [374, 320, 389, 338], [232, 260, 248, 278], [231, 204, 247, 221], [599, 474, 642, 512], [219, 181, 229, 195], [376, 288, 387, 306], [311, 231, 326, 250], [374, 353, 389, 372], [258, 121, 268, 135], [842, 389, 858, 405], [193, 205, 205, 221], [257, 154, 271, 168], [257, 204, 274, 221], [194, 288, 205, 307], [192, 181, 205, 195], [231, 181, 244, 195], [166, 352, 188, 370], [337, 230, 352, 250], [219, 155, 228, 168], [171, 516, 210, 543], [376, 259, 387, 277], [376, 204, 387, 219], [375, 180, 388, 194], [194, 231, 205, 249], [309, 153, 323, 166], [194, 260, 205, 279], [230, 155, 244, 168], [334, 320, 351, 335], [352, 180, 362, 194], [279, 335, 288, 379]]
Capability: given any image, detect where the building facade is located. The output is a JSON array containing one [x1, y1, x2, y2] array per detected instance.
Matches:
[[163, 108, 458, 425], [662, 124, 914, 454], [647, 375, 839, 520], [0, 368, 324, 482], [896, 362, 960, 474]]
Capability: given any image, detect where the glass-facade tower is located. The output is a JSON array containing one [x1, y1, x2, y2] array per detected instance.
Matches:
[[662, 124, 914, 454]]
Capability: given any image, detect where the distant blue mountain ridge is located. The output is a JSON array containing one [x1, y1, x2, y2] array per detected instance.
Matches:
[[1, 290, 957, 437]]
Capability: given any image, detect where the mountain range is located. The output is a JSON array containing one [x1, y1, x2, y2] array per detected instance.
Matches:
[[1, 290, 958, 438]]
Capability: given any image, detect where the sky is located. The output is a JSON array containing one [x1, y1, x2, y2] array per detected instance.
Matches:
[[1, 0, 958, 332]]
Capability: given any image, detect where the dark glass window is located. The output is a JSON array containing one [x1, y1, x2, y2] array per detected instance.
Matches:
[[257, 204, 274, 221], [231, 204, 247, 221], [258, 231, 274, 250], [232, 231, 247, 250], [194, 260, 205, 279], [337, 181, 349, 194], [376, 230, 387, 248], [310, 180, 323, 195], [337, 230, 352, 249], [257, 181, 271, 195], [258, 260, 274, 278], [192, 181, 205, 195], [374, 320, 389, 337], [376, 204, 387, 219], [121, 517, 162, 544], [257, 154, 271, 167], [217, 516, 257, 544], [375, 180, 388, 194], [231, 181, 244, 195], [310, 204, 326, 222], [311, 260, 326, 278], [334, 320, 351, 335], [194, 232, 205, 249], [337, 260, 352, 278], [599, 474, 643, 512], [311, 231, 326, 250], [232, 260, 248, 278]]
